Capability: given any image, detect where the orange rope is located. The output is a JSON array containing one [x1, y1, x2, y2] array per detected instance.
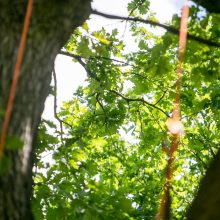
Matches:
[[0, 0, 33, 158], [156, 1, 189, 219]]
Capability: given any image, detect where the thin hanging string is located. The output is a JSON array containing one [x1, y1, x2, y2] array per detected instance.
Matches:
[[0, 0, 33, 158], [156, 1, 189, 219]]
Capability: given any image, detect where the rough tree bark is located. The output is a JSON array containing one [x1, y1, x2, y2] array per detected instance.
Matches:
[[0, 1, 91, 219]]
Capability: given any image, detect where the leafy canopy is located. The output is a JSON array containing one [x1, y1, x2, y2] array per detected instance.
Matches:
[[32, 1, 220, 219]]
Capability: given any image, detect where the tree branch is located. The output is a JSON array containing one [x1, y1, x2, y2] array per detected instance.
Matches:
[[59, 51, 133, 67], [95, 93, 108, 126], [110, 89, 169, 117], [91, 10, 220, 48], [154, 90, 168, 105], [52, 67, 73, 134], [60, 52, 100, 81], [52, 68, 64, 141]]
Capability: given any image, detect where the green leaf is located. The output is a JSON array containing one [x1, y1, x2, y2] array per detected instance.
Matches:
[[76, 36, 92, 58]]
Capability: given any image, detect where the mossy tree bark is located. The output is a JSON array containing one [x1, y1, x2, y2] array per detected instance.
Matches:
[[0, 1, 91, 219]]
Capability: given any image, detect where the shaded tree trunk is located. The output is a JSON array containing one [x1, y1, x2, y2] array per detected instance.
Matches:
[[187, 150, 220, 219], [0, 1, 91, 219]]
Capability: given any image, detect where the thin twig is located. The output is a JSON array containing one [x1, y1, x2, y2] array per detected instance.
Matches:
[[95, 93, 108, 126], [121, 0, 146, 38], [154, 90, 168, 105], [110, 89, 169, 117], [52, 68, 73, 137]]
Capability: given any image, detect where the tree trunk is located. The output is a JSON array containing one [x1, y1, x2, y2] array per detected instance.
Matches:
[[0, 1, 91, 219], [192, 0, 220, 14], [187, 150, 220, 219]]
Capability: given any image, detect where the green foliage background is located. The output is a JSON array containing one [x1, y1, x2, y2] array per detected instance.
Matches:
[[32, 1, 220, 219]]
